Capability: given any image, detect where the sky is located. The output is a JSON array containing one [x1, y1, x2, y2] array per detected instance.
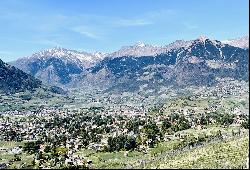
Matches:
[[0, 0, 249, 62]]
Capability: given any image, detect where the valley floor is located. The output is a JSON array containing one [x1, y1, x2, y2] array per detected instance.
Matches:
[[0, 79, 249, 169]]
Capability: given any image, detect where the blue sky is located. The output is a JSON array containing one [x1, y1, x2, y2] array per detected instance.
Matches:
[[0, 0, 249, 62]]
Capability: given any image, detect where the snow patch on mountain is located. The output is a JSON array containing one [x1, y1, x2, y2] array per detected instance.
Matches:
[[107, 41, 165, 58], [25, 47, 106, 64], [107, 39, 193, 58], [222, 36, 249, 49]]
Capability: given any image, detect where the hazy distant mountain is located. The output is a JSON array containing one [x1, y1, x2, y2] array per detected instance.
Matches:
[[106, 41, 166, 58], [10, 47, 106, 86], [106, 40, 192, 58], [222, 36, 249, 49], [0, 59, 42, 93]]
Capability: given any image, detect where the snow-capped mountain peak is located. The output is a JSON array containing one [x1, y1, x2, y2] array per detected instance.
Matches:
[[92, 51, 108, 59], [135, 41, 146, 47], [10, 47, 106, 86], [107, 42, 165, 58], [26, 46, 105, 64], [164, 39, 192, 50], [197, 35, 208, 42]]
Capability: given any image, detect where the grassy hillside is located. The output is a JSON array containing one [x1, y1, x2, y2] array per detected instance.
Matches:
[[73, 128, 249, 169]]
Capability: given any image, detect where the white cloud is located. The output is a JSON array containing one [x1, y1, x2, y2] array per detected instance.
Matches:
[[113, 18, 153, 27], [70, 26, 100, 39], [33, 40, 61, 46], [17, 36, 62, 46], [110, 9, 175, 27], [0, 8, 178, 44], [146, 9, 176, 19]]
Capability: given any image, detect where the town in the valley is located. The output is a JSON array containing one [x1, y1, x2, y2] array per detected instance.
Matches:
[[0, 78, 249, 169]]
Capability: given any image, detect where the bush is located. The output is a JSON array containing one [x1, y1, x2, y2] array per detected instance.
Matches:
[[23, 141, 43, 154], [107, 135, 137, 152], [241, 119, 249, 129], [218, 113, 234, 126]]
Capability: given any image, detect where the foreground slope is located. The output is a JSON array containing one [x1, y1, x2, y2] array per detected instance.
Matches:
[[0, 59, 42, 93]]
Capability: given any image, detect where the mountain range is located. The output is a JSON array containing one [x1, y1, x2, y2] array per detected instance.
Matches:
[[3, 35, 249, 93], [82, 36, 249, 92]]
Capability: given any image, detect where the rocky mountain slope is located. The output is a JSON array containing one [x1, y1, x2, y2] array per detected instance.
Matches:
[[77, 36, 249, 92], [0, 59, 42, 93]]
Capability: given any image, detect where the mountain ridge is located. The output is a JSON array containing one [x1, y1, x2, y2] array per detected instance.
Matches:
[[80, 37, 248, 92]]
